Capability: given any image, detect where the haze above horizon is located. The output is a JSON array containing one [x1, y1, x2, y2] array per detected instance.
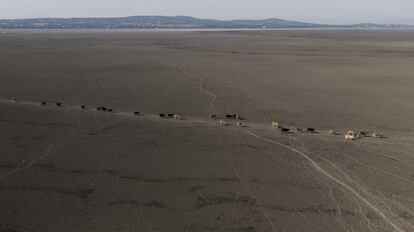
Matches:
[[1, 0, 414, 25]]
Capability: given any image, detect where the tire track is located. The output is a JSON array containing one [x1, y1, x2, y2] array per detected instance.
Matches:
[[289, 135, 413, 231], [246, 129, 408, 232]]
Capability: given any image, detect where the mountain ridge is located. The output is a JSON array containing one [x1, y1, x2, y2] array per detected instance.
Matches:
[[0, 15, 412, 29]]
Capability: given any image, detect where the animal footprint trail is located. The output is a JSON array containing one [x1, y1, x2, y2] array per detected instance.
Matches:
[[246, 129, 409, 232], [178, 66, 217, 114], [0, 103, 83, 182], [290, 135, 414, 230], [354, 142, 414, 169], [216, 131, 279, 232], [0, 124, 81, 182], [200, 78, 217, 113]]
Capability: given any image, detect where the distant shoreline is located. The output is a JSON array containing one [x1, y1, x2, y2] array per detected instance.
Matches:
[[1, 16, 412, 30], [2, 28, 414, 34]]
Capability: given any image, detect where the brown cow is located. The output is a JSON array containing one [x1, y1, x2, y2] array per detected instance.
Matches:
[[296, 128, 306, 133]]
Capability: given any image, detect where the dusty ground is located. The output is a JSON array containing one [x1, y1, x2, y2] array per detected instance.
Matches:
[[0, 30, 413, 232]]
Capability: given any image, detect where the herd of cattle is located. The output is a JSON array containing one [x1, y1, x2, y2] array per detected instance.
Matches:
[[343, 130, 385, 140], [159, 113, 182, 120], [17, 100, 386, 141], [271, 122, 316, 133], [270, 121, 384, 140], [212, 112, 384, 141]]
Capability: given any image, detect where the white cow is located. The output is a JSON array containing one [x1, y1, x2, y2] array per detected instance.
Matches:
[[329, 129, 339, 135], [272, 122, 280, 129], [236, 113, 241, 120], [345, 134, 356, 141], [347, 131, 361, 139]]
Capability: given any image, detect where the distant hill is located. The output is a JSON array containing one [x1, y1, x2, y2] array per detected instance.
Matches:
[[0, 16, 412, 29]]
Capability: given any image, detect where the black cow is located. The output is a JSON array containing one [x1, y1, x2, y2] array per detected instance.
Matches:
[[281, 128, 290, 133], [108, 109, 113, 113], [134, 112, 140, 115], [41, 102, 47, 106], [226, 114, 238, 119], [159, 114, 166, 118], [167, 113, 174, 118], [56, 102, 62, 107], [307, 128, 316, 133], [81, 105, 86, 109]]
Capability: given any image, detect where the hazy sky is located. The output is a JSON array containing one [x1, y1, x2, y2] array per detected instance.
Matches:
[[1, 0, 414, 24]]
